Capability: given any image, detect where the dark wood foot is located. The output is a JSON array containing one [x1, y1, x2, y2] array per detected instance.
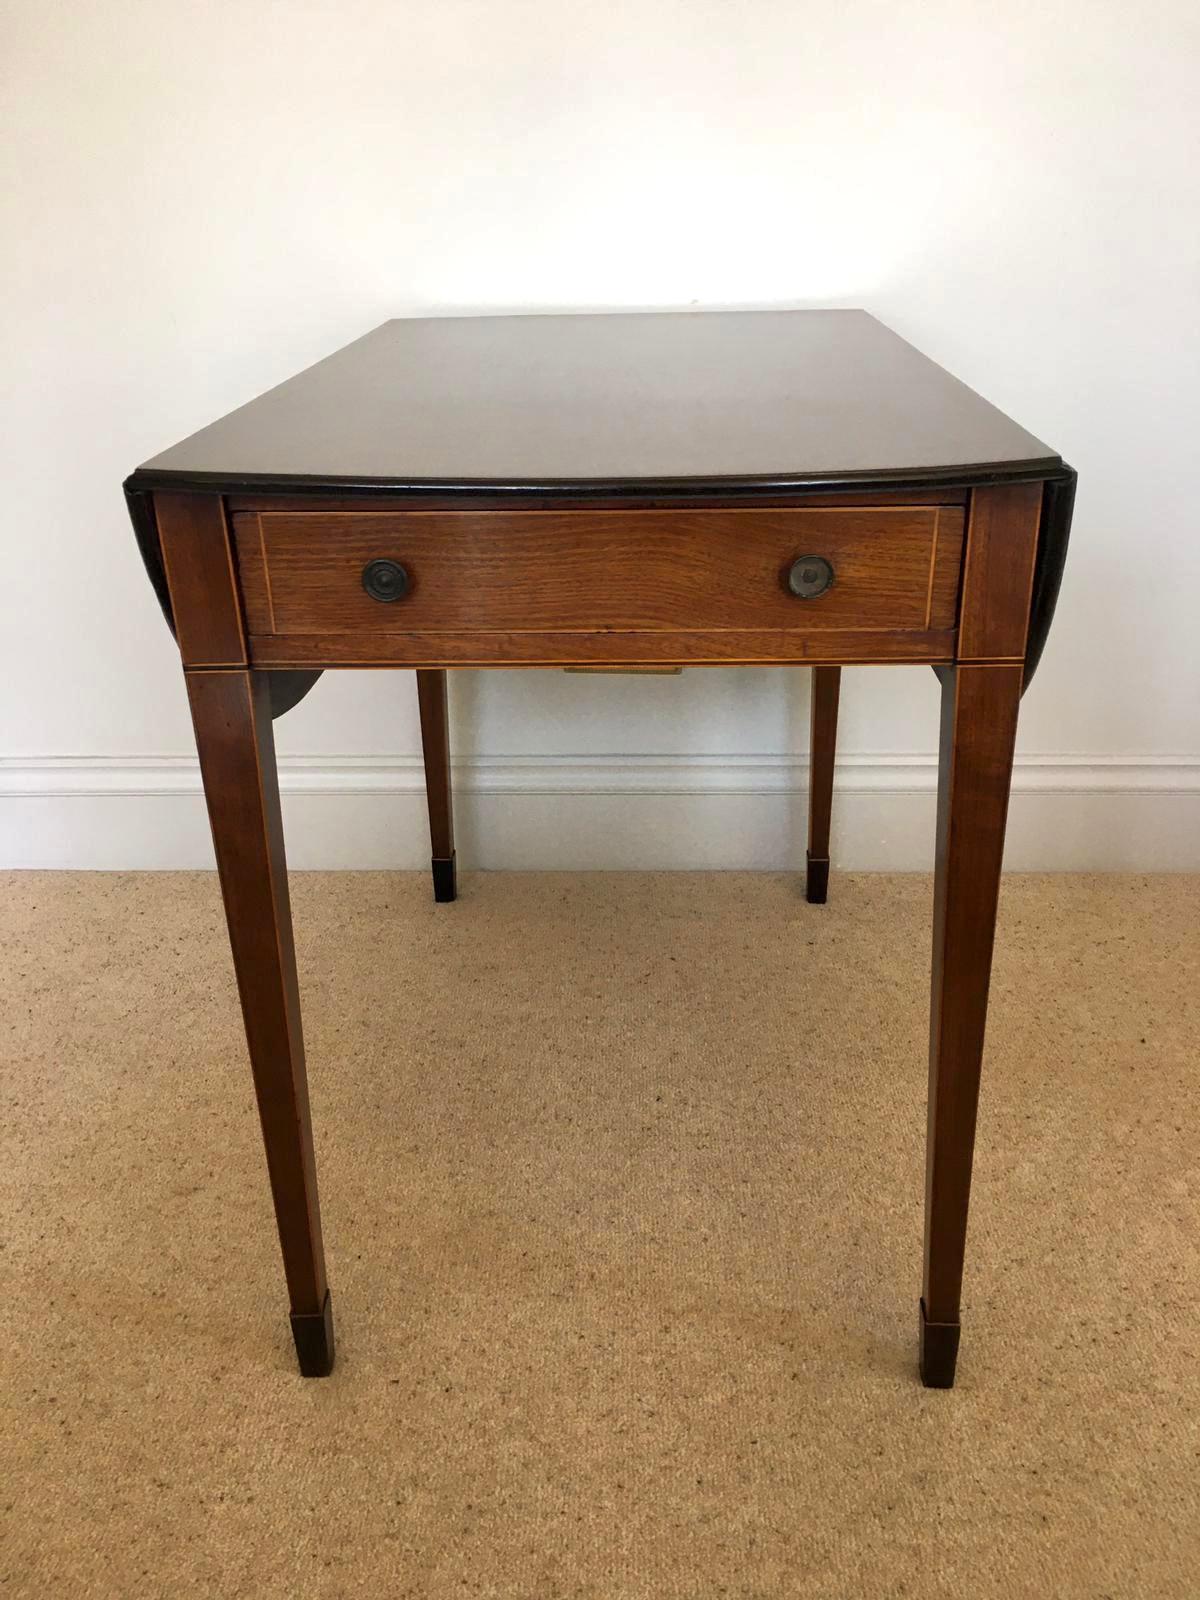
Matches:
[[918, 1298, 961, 1388], [805, 850, 830, 904], [290, 1289, 336, 1377], [431, 851, 457, 903]]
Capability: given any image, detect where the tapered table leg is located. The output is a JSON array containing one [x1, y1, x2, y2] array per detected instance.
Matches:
[[416, 669, 456, 902], [921, 662, 1023, 1387], [186, 669, 333, 1376], [806, 665, 841, 903]]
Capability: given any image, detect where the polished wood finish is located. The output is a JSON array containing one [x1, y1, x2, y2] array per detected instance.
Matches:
[[918, 484, 1044, 1387], [921, 661, 1025, 1386], [958, 482, 1043, 662], [155, 493, 245, 666], [229, 487, 970, 515], [124, 312, 1073, 1385], [130, 311, 1059, 492], [416, 669, 456, 902], [806, 666, 841, 904], [246, 626, 958, 671], [184, 669, 332, 1375], [232, 506, 964, 640]]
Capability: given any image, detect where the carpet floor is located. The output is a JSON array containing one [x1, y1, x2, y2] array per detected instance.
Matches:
[[1, 870, 1198, 1598]]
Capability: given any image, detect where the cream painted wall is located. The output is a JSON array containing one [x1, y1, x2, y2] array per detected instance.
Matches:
[[2, 0, 1198, 867]]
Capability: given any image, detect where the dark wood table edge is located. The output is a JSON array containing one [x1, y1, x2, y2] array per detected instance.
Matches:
[[125, 455, 1061, 498]]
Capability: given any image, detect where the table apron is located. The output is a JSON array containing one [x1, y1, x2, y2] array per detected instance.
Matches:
[[229, 503, 967, 669], [240, 627, 959, 670]]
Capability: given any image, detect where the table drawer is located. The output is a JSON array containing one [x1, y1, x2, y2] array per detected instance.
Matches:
[[232, 507, 964, 642]]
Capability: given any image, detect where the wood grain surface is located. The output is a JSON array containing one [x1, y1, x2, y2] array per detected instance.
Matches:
[[957, 483, 1042, 661], [245, 627, 958, 670], [233, 506, 964, 643], [184, 668, 330, 1368], [156, 493, 246, 666]]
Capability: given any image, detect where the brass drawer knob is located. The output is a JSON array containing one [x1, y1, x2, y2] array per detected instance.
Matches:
[[785, 555, 834, 599], [362, 559, 409, 602]]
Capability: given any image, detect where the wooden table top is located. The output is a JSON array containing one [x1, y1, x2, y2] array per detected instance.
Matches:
[[128, 310, 1061, 497]]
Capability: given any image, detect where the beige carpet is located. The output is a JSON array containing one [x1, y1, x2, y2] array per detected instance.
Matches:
[[1, 870, 1197, 1598]]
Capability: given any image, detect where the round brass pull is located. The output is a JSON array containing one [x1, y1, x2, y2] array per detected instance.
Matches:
[[362, 559, 409, 603], [785, 555, 834, 599]]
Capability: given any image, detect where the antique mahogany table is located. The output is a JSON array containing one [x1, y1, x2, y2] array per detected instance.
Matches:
[[125, 310, 1074, 1386]]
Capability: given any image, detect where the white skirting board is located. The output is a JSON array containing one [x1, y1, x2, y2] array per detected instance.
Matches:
[[2, 753, 1198, 871]]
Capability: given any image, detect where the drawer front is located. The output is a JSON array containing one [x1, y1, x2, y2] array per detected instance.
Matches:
[[233, 507, 964, 643]]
